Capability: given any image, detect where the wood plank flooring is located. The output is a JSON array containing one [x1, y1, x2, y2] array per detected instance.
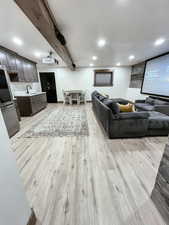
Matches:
[[11, 103, 167, 225]]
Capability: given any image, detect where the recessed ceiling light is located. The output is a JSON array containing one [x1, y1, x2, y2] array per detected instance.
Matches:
[[116, 62, 121, 66], [97, 39, 106, 47], [92, 56, 98, 60], [34, 52, 41, 58], [154, 38, 165, 46], [12, 37, 23, 46], [129, 55, 135, 60], [89, 63, 94, 67]]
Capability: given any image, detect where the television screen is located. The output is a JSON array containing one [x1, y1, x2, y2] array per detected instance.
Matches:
[[141, 53, 169, 97]]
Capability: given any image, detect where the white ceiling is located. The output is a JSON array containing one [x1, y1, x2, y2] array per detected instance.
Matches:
[[0, 0, 65, 66], [1, 0, 169, 67], [47, 0, 169, 67]]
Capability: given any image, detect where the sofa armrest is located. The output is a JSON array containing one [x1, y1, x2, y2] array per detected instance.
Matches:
[[118, 112, 149, 120], [109, 112, 149, 138], [154, 105, 169, 116], [135, 99, 146, 103]]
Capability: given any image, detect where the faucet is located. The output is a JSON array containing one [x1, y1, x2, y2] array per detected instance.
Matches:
[[26, 85, 32, 94]]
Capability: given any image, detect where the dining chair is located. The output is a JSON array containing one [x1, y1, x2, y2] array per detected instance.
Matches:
[[77, 91, 86, 104], [62, 90, 71, 104], [69, 92, 79, 105]]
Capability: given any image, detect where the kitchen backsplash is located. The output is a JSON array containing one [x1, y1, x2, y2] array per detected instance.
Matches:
[[10, 82, 41, 97]]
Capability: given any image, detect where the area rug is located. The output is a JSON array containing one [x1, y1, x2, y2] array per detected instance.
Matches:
[[21, 106, 89, 137]]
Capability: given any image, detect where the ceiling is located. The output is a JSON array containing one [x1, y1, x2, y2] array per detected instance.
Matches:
[[0, 0, 65, 66], [47, 0, 169, 67], [1, 0, 169, 67]]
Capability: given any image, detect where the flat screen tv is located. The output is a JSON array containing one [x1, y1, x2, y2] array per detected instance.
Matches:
[[141, 52, 169, 98]]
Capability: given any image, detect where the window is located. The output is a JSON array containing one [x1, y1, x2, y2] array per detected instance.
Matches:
[[94, 70, 113, 87]]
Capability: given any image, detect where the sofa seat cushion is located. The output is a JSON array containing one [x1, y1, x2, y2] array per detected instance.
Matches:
[[118, 112, 149, 120], [135, 103, 154, 111], [148, 111, 169, 129]]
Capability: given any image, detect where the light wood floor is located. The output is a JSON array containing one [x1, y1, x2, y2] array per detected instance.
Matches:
[[11, 103, 167, 225]]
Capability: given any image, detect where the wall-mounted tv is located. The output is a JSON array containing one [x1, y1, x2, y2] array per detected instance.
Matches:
[[141, 52, 169, 98]]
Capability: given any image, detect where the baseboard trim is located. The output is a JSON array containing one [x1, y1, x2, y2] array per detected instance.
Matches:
[[27, 209, 37, 225]]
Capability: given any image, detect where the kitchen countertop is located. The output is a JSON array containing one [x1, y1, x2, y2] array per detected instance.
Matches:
[[15, 92, 46, 97]]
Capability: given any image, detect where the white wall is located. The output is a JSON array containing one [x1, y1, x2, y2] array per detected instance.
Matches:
[[38, 66, 132, 101], [127, 88, 147, 102], [0, 110, 31, 225]]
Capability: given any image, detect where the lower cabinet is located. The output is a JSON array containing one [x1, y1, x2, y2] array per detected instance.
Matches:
[[16, 93, 47, 116]]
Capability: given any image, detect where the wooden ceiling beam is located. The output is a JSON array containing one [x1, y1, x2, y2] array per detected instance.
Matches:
[[14, 0, 75, 70]]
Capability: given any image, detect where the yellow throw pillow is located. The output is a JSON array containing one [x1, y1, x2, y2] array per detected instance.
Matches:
[[118, 103, 135, 112]]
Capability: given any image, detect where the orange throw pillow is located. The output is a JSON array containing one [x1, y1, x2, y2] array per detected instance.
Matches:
[[118, 103, 135, 112]]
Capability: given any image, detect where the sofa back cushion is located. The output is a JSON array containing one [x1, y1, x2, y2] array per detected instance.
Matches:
[[153, 98, 169, 105], [92, 91, 108, 102], [98, 95, 107, 102], [92, 91, 100, 98], [145, 97, 155, 105], [103, 99, 120, 115]]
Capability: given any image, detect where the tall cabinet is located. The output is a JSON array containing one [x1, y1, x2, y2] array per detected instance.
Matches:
[[0, 46, 39, 83], [129, 62, 145, 88]]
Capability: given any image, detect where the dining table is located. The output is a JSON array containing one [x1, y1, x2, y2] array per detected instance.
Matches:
[[64, 90, 85, 105]]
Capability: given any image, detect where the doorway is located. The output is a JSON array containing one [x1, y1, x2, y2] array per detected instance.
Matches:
[[39, 72, 57, 103]]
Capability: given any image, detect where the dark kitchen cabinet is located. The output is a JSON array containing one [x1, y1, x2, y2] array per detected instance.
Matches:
[[8, 73, 19, 82], [31, 94, 47, 115], [30, 63, 38, 82], [22, 60, 31, 82], [6, 52, 17, 72], [22, 60, 38, 82], [131, 62, 145, 75], [16, 93, 47, 116], [129, 62, 145, 88], [32, 63, 39, 82], [0, 46, 39, 82], [0, 49, 8, 68], [15, 56, 25, 82]]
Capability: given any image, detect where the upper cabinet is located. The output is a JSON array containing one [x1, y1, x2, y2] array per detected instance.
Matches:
[[15, 56, 25, 82], [0, 46, 39, 83], [32, 63, 39, 82], [129, 62, 146, 88], [0, 49, 8, 68], [6, 52, 17, 72], [22, 60, 39, 82], [131, 62, 145, 76]]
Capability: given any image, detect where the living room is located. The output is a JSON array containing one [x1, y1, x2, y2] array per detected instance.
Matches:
[[1, 0, 169, 225]]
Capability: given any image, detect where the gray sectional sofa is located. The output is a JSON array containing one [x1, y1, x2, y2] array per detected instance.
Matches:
[[92, 91, 169, 139], [135, 96, 169, 116]]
